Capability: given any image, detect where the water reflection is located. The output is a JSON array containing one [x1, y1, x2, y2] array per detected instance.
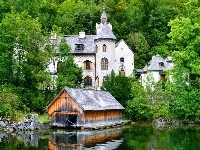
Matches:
[[1, 125, 200, 150], [48, 128, 123, 150]]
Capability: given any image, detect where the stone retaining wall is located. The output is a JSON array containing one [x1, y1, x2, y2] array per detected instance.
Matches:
[[0, 114, 50, 132]]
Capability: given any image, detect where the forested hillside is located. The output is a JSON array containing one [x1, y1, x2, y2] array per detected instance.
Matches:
[[0, 0, 199, 122]]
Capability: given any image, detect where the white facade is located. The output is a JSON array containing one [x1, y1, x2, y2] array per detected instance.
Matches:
[[74, 55, 96, 88], [139, 54, 173, 89], [48, 11, 134, 90], [115, 39, 134, 77]]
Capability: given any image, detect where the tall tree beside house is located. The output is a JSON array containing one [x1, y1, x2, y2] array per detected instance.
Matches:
[[56, 38, 83, 91], [101, 70, 133, 107], [168, 0, 200, 88], [0, 12, 52, 112], [127, 32, 151, 69], [167, 0, 200, 122], [165, 68, 200, 122]]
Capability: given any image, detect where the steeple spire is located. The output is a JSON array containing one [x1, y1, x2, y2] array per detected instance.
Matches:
[[101, 6, 107, 24]]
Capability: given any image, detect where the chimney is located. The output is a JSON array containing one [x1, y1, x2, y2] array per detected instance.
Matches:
[[79, 31, 85, 39]]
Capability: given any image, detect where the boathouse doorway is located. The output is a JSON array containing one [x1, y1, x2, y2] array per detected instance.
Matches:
[[55, 113, 77, 127]]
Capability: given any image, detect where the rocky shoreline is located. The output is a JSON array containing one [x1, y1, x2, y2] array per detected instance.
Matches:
[[0, 114, 51, 132], [1, 115, 197, 132]]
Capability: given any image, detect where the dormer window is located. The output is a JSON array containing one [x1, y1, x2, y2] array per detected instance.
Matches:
[[75, 44, 84, 50], [103, 44, 107, 52], [120, 57, 124, 63], [159, 62, 164, 66]]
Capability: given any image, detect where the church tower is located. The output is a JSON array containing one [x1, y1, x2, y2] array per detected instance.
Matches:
[[95, 10, 116, 90]]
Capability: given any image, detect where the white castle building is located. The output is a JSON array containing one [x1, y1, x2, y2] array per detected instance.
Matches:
[[48, 11, 134, 90]]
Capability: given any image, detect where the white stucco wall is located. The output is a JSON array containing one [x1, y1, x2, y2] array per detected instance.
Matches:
[[95, 39, 116, 90], [74, 55, 96, 87], [141, 71, 162, 88], [47, 55, 96, 88], [115, 40, 134, 77], [47, 57, 59, 75]]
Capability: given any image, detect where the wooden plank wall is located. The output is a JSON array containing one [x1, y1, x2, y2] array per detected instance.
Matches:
[[48, 90, 83, 119], [84, 110, 122, 126]]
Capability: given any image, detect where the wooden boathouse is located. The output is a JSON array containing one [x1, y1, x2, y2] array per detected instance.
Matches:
[[46, 87, 125, 128]]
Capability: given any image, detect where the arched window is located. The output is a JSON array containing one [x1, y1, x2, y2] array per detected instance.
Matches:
[[83, 60, 92, 70], [119, 69, 125, 76], [84, 76, 92, 87], [101, 58, 108, 70], [102, 44, 107, 52], [95, 45, 98, 53]]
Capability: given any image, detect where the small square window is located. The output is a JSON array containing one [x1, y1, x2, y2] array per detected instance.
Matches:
[[75, 44, 84, 50]]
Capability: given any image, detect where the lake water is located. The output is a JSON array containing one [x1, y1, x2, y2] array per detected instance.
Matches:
[[0, 123, 200, 150]]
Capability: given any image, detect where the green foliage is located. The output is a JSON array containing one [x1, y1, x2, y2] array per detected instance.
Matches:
[[0, 0, 198, 120], [165, 68, 200, 122], [38, 113, 51, 123], [101, 70, 133, 107], [127, 32, 151, 69], [0, 85, 19, 119], [0, 11, 52, 112], [56, 38, 83, 91], [126, 81, 153, 121], [167, 0, 200, 122], [126, 98, 153, 121], [168, 0, 200, 84]]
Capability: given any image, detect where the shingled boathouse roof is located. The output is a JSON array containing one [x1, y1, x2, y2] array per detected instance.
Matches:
[[46, 87, 125, 128], [47, 87, 125, 111]]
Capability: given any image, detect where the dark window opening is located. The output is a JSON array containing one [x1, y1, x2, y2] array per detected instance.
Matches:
[[84, 60, 92, 70], [75, 44, 84, 50], [96, 45, 98, 53], [120, 57, 124, 63], [159, 62, 164, 66], [84, 76, 92, 87], [103, 44, 107, 52]]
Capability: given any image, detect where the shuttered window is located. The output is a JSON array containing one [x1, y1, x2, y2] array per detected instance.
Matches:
[[83, 60, 92, 70]]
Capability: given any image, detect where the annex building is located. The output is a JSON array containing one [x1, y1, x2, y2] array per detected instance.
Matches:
[[48, 11, 134, 90]]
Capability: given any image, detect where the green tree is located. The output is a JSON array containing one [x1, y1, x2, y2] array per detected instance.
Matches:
[[55, 0, 100, 35], [101, 70, 133, 107], [0, 85, 19, 120], [168, 0, 200, 88], [0, 11, 52, 112], [126, 81, 153, 121], [56, 38, 83, 91], [127, 32, 151, 69], [167, 68, 200, 122]]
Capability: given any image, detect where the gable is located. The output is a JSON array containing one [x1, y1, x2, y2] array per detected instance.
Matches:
[[115, 39, 133, 54], [144, 55, 172, 71], [47, 89, 84, 118]]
